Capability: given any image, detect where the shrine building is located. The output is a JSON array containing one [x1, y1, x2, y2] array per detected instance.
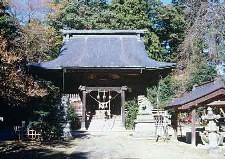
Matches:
[[29, 30, 175, 130], [168, 78, 225, 146]]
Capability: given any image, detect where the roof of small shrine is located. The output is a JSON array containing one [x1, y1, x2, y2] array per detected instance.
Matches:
[[168, 78, 225, 110], [29, 30, 175, 70]]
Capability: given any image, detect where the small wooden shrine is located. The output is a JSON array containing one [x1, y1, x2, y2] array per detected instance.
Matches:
[[29, 30, 175, 130], [168, 78, 225, 145]]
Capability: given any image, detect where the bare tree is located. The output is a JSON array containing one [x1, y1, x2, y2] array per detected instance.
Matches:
[[177, 1, 225, 66], [7, 0, 50, 23]]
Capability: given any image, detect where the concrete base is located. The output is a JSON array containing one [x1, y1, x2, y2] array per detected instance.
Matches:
[[208, 147, 224, 158], [133, 121, 156, 139]]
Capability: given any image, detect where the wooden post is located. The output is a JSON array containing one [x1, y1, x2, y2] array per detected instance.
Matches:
[[172, 110, 178, 141], [62, 68, 65, 92], [121, 86, 127, 127], [191, 108, 196, 146], [82, 90, 86, 129], [121, 90, 125, 127], [79, 86, 86, 130]]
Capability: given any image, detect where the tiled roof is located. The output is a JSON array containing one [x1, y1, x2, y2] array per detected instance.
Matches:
[[168, 78, 225, 107], [29, 30, 175, 70]]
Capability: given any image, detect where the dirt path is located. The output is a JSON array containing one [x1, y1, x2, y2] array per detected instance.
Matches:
[[1, 132, 225, 159], [66, 131, 225, 159]]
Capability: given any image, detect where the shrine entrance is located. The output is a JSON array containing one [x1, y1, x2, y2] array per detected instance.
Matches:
[[29, 30, 175, 135], [79, 86, 127, 130]]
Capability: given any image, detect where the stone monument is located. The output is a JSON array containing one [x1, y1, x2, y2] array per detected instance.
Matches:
[[133, 95, 156, 138], [61, 95, 72, 138], [201, 107, 224, 156]]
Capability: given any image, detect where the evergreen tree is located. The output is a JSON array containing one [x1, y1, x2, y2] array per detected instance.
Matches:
[[48, 0, 185, 62], [152, 5, 186, 61], [110, 0, 150, 29]]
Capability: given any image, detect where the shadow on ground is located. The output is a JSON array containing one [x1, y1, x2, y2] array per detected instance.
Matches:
[[0, 147, 89, 159], [0, 131, 90, 159]]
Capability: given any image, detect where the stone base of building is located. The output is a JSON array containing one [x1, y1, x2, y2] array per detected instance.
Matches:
[[133, 120, 156, 139]]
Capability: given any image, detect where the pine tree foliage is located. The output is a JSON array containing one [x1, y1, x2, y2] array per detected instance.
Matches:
[[153, 5, 186, 61]]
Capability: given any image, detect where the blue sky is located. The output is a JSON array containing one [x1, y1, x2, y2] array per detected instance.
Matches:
[[161, 0, 172, 4], [13, 0, 172, 23]]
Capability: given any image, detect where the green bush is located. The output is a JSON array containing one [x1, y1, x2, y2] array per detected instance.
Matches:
[[67, 106, 81, 130], [28, 82, 65, 141], [125, 99, 139, 129]]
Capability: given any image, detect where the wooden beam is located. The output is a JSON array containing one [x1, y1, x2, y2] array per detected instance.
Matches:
[[191, 109, 196, 146], [84, 86, 123, 93]]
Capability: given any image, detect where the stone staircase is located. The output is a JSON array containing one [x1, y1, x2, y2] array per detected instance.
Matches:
[[88, 115, 125, 131]]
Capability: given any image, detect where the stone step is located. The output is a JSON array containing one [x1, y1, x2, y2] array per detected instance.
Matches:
[[88, 115, 124, 131]]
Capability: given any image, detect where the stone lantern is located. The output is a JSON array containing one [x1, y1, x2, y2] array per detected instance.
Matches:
[[201, 107, 224, 155]]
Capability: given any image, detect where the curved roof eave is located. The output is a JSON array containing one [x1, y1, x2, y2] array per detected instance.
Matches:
[[28, 63, 176, 71]]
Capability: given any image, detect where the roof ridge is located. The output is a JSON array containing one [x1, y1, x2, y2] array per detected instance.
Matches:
[[193, 79, 215, 88], [61, 29, 146, 35], [192, 77, 224, 89]]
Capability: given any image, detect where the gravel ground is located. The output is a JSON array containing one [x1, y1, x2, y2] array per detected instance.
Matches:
[[65, 131, 225, 159], [1, 131, 225, 159]]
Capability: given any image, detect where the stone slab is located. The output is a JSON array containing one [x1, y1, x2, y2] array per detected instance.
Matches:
[[133, 122, 156, 138]]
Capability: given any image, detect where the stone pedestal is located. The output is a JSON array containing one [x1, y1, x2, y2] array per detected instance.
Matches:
[[133, 96, 156, 139], [209, 132, 219, 148], [62, 95, 72, 138], [133, 114, 156, 139], [133, 122, 155, 138]]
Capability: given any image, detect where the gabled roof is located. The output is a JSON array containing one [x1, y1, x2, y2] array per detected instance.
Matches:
[[29, 30, 175, 70], [168, 78, 225, 109]]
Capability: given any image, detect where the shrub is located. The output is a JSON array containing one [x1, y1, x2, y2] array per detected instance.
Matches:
[[67, 106, 81, 130], [28, 82, 65, 141], [125, 99, 139, 129]]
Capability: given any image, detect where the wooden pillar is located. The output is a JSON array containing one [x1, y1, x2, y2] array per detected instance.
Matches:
[[79, 86, 86, 130], [121, 86, 127, 127], [191, 108, 196, 146], [121, 90, 125, 126], [172, 110, 178, 140]]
